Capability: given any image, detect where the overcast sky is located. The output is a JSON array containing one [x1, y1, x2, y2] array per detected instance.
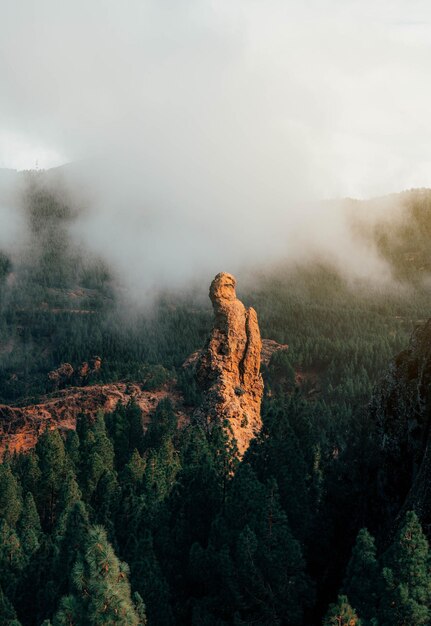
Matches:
[[1, 0, 431, 199]]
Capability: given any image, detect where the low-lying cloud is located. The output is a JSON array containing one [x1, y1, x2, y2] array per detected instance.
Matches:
[[1, 1, 431, 300]]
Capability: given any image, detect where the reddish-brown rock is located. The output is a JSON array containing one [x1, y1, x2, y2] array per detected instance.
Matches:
[[0, 382, 188, 457], [195, 272, 264, 457], [183, 339, 288, 370], [48, 362, 74, 387]]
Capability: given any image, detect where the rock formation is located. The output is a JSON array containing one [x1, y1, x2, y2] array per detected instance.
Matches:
[[195, 272, 264, 457], [183, 338, 288, 370], [48, 356, 103, 389], [260, 339, 289, 367], [1, 275, 265, 459], [48, 362, 74, 387], [0, 383, 188, 457]]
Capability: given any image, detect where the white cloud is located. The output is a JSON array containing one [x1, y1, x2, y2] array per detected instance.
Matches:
[[0, 0, 430, 196], [1, 0, 430, 300], [0, 130, 66, 170]]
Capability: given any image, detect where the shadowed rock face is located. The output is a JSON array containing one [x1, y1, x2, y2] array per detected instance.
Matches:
[[195, 272, 264, 457]]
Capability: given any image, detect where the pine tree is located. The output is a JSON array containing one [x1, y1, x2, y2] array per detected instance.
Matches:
[[65, 430, 80, 470], [106, 400, 144, 469], [0, 583, 21, 626], [126, 528, 173, 626], [106, 403, 131, 469], [16, 534, 57, 624], [14, 450, 41, 498], [17, 492, 42, 558], [53, 525, 145, 625], [248, 395, 313, 539], [53, 500, 90, 602], [230, 474, 312, 625], [0, 463, 22, 527], [78, 413, 115, 501], [379, 511, 431, 626], [0, 520, 25, 596], [132, 593, 147, 626], [323, 595, 361, 626], [121, 449, 146, 491], [55, 471, 82, 532], [342, 528, 379, 624], [35, 429, 67, 530], [92, 469, 120, 533], [144, 439, 180, 506], [190, 467, 312, 626], [144, 398, 177, 451]]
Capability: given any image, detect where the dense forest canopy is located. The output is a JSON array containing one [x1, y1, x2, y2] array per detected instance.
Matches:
[[1, 174, 431, 624]]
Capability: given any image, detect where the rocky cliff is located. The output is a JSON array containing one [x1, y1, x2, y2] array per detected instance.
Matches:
[[195, 272, 264, 457]]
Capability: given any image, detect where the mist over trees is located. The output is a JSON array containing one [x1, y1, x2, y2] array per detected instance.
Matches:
[[1, 180, 431, 623]]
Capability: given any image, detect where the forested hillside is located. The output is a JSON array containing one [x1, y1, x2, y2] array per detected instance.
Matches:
[[1, 174, 431, 624]]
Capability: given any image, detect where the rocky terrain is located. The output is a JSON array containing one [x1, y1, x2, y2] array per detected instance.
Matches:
[[194, 272, 264, 457], [0, 382, 188, 456], [0, 272, 272, 459]]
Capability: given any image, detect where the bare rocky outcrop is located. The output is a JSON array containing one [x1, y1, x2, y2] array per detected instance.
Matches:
[[0, 382, 188, 456], [195, 272, 264, 457], [1, 275, 264, 459], [48, 356, 103, 388], [183, 338, 288, 370], [77, 355, 102, 380], [48, 362, 74, 387], [260, 339, 289, 366]]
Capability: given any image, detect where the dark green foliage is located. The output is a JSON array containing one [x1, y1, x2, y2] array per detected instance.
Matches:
[[55, 472, 82, 527], [247, 394, 317, 541], [106, 400, 144, 468], [13, 452, 41, 498], [121, 449, 146, 489], [378, 511, 431, 626], [323, 595, 361, 626], [77, 413, 115, 501], [177, 368, 203, 407], [190, 467, 312, 625], [64, 431, 80, 470], [50, 500, 90, 612], [0, 463, 22, 527], [342, 529, 379, 624], [0, 584, 21, 626], [35, 430, 66, 530], [53, 525, 145, 625], [127, 530, 173, 626], [0, 521, 24, 596], [17, 492, 42, 557], [4, 182, 431, 625], [144, 398, 177, 451]]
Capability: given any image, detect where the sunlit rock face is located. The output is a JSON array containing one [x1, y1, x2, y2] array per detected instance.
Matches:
[[0, 383, 187, 457], [195, 272, 264, 457]]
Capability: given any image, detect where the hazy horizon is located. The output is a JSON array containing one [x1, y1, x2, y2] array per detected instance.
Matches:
[[2, 1, 431, 197], [2, 1, 431, 302]]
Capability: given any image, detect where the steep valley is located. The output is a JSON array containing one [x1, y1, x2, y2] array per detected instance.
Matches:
[[2, 177, 431, 625]]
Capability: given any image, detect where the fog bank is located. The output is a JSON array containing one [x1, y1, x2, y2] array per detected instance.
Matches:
[[1, 1, 431, 299]]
